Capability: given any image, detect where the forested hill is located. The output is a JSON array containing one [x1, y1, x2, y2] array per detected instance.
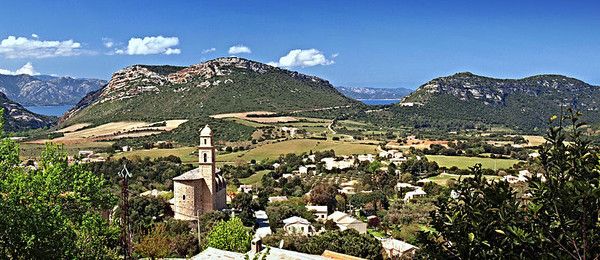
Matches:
[[0, 92, 56, 131], [378, 72, 600, 132], [60, 57, 360, 126]]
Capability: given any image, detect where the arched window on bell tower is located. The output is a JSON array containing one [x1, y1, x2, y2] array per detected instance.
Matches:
[[203, 153, 208, 163]]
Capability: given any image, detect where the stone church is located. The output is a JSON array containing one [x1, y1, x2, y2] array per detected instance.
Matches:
[[173, 125, 227, 220]]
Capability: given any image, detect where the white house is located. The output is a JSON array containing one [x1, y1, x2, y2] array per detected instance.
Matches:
[[321, 157, 354, 171], [282, 216, 317, 236], [357, 154, 375, 163], [281, 127, 299, 137], [272, 163, 281, 169], [298, 164, 317, 174], [395, 182, 417, 192], [327, 211, 367, 234], [306, 205, 328, 222], [381, 238, 418, 259], [404, 188, 427, 202]]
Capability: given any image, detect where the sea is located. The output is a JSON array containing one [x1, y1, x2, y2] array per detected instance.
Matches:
[[358, 99, 401, 106], [25, 105, 72, 117]]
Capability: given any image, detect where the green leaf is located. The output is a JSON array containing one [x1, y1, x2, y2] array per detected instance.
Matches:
[[468, 232, 475, 242]]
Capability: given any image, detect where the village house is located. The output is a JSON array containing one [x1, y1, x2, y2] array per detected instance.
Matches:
[[298, 164, 317, 174], [395, 182, 418, 192], [404, 188, 427, 202], [381, 238, 418, 259], [357, 154, 375, 163], [283, 216, 318, 236], [327, 211, 368, 234], [321, 157, 354, 171], [254, 210, 272, 239], [281, 126, 299, 137], [306, 205, 328, 222]]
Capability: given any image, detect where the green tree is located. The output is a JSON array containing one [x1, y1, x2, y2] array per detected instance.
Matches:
[[526, 111, 600, 258], [309, 183, 339, 213], [206, 217, 251, 253], [135, 223, 171, 259], [0, 139, 117, 258], [417, 111, 600, 259]]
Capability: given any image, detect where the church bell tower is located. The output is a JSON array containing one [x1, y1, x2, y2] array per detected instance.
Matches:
[[198, 125, 216, 194]]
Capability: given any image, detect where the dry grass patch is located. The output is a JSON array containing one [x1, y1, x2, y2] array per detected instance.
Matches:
[[211, 111, 298, 123]]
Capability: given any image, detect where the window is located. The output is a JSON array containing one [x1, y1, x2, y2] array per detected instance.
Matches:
[[182, 195, 186, 200], [203, 153, 208, 163], [204, 139, 207, 145]]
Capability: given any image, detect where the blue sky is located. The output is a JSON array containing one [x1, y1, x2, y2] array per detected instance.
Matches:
[[0, 0, 599, 88]]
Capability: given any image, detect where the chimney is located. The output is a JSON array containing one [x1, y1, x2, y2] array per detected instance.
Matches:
[[251, 237, 263, 254]]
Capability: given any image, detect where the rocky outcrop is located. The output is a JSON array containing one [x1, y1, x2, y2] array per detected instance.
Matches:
[[0, 92, 56, 131]]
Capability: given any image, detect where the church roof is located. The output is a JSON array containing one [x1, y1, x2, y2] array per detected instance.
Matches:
[[173, 168, 222, 181], [200, 125, 212, 136]]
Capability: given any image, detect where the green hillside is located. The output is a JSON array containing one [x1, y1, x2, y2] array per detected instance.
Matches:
[[61, 57, 359, 126], [365, 72, 600, 133]]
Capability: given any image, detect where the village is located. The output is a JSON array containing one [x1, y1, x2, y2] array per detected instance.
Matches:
[[106, 124, 543, 259]]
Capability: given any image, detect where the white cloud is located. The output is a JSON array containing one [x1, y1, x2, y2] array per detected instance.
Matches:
[[31, 34, 39, 38], [102, 37, 114, 48], [228, 45, 251, 54], [269, 49, 335, 68], [116, 36, 181, 55], [0, 62, 40, 76], [202, 47, 216, 54], [0, 36, 82, 59]]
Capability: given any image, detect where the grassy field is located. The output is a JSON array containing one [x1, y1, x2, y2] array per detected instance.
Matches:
[[425, 172, 502, 186], [115, 147, 198, 164], [239, 170, 271, 187], [217, 139, 378, 163], [426, 155, 520, 169]]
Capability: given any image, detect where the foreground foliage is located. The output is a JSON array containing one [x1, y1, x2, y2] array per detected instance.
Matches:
[[0, 109, 119, 259], [418, 111, 600, 259]]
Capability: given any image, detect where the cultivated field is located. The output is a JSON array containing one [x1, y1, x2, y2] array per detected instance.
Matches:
[[239, 170, 271, 187], [31, 120, 188, 144], [426, 155, 521, 169], [211, 111, 298, 123], [217, 139, 379, 163]]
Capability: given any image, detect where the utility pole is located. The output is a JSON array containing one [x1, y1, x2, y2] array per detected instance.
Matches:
[[119, 164, 132, 260]]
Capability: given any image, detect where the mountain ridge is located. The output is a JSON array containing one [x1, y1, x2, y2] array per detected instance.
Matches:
[[0, 74, 106, 106], [389, 72, 600, 132], [60, 57, 361, 126], [335, 86, 412, 100]]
